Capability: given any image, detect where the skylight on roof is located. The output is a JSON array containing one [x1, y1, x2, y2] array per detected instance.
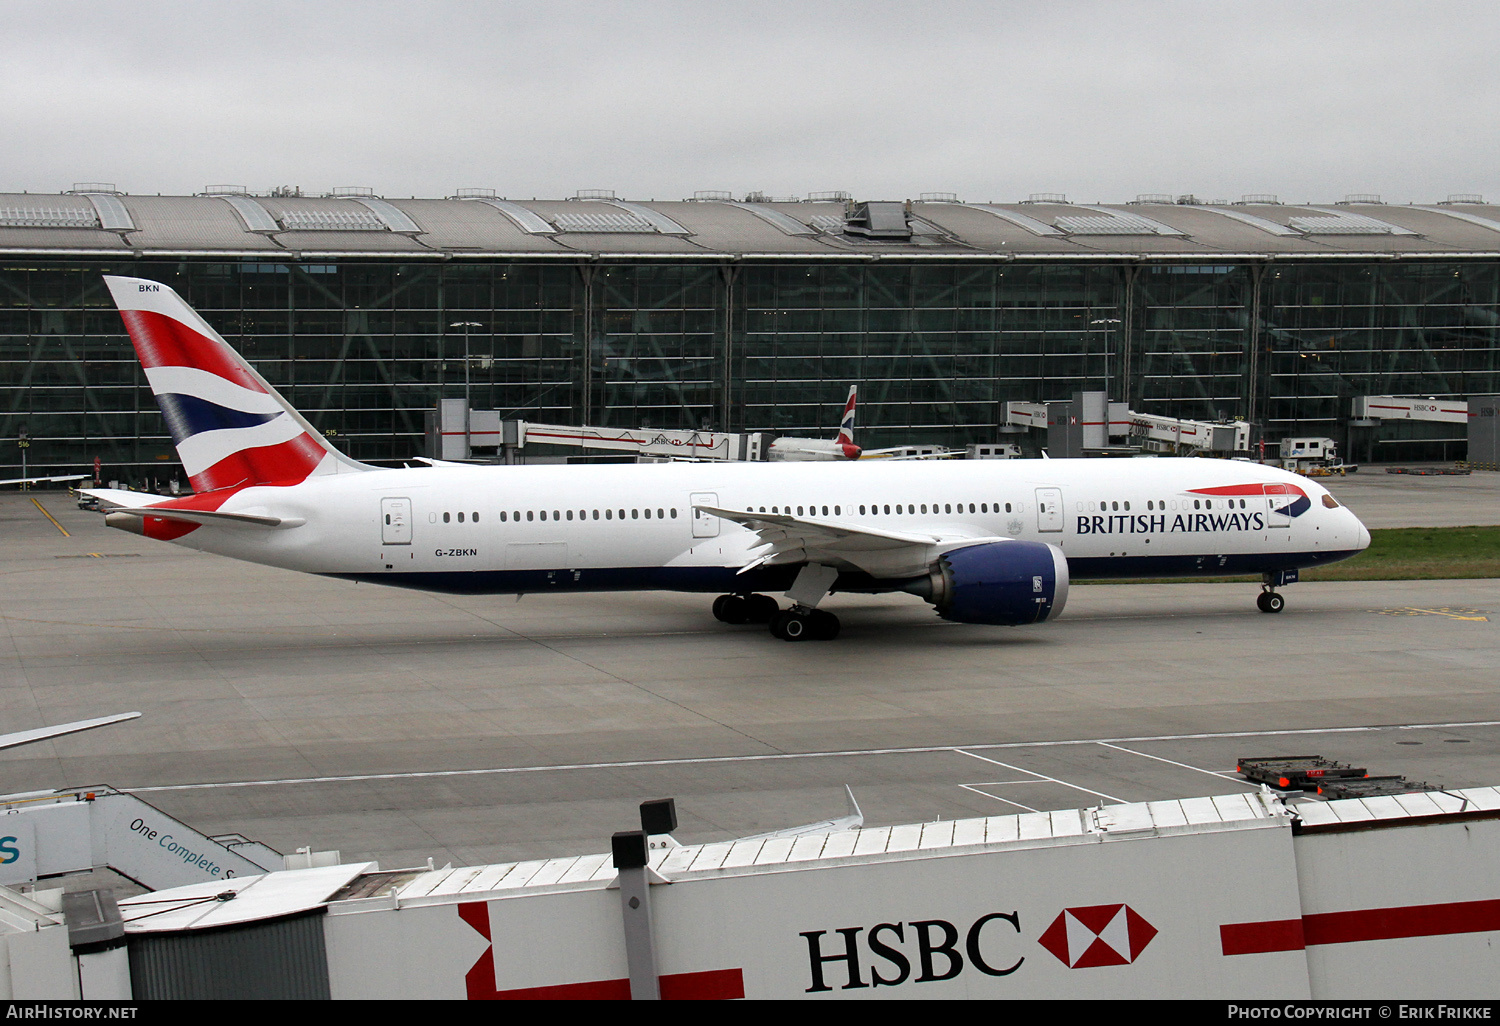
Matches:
[[1291, 209, 1417, 236], [552, 211, 655, 233], [278, 209, 387, 231], [0, 207, 100, 228]]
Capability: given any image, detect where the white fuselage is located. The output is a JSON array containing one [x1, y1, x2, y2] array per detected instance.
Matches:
[[162, 458, 1369, 595]]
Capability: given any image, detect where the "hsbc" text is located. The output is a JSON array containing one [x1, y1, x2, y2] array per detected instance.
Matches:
[[800, 912, 1024, 992]]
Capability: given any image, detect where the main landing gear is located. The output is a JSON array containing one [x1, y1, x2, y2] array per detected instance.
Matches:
[[711, 593, 780, 625], [710, 593, 842, 640], [715, 563, 845, 642]]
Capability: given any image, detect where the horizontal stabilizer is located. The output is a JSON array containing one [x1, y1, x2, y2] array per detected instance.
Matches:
[[104, 507, 304, 529], [76, 487, 174, 509]]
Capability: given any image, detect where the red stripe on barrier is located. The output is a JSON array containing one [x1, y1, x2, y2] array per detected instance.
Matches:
[[1222, 898, 1500, 956], [1304, 897, 1500, 946], [481, 968, 744, 1001], [1220, 918, 1306, 955]]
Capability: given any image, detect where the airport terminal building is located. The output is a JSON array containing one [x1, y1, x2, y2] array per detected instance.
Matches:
[[4, 185, 1500, 481]]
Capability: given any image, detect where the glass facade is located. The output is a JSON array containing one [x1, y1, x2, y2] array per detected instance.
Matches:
[[3, 256, 1499, 482]]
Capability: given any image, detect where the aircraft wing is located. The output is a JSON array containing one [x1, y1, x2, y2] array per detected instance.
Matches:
[[695, 504, 1004, 578], [733, 786, 864, 842], [0, 474, 91, 487], [0, 712, 141, 752]]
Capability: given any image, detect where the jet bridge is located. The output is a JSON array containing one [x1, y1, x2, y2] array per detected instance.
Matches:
[[0, 786, 290, 892]]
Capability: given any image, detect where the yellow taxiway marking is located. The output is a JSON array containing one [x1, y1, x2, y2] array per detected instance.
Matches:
[[1375, 607, 1490, 621], [30, 497, 69, 537]]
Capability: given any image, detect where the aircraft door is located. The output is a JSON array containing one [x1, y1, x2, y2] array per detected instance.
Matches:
[[1263, 484, 1293, 529], [1035, 487, 1064, 533], [381, 497, 412, 544], [690, 492, 720, 538]]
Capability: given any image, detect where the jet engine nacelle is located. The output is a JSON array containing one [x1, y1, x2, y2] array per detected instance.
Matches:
[[911, 540, 1069, 625]]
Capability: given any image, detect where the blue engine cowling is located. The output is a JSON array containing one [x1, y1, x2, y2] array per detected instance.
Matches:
[[922, 540, 1069, 625]]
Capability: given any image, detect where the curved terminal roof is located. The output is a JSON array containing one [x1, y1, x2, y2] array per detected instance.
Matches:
[[4, 190, 1500, 260]]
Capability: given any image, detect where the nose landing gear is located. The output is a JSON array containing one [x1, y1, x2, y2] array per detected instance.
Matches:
[[1258, 569, 1297, 613]]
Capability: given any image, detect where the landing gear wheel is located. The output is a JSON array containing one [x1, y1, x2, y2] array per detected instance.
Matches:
[[746, 594, 780, 623], [808, 609, 841, 640], [770, 608, 840, 641], [1257, 591, 1285, 614], [713, 594, 755, 624], [771, 610, 809, 641]]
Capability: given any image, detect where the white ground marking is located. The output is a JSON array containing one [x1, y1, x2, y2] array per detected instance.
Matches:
[[123, 719, 1500, 795]]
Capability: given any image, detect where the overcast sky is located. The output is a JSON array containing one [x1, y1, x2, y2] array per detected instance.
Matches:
[[6, 0, 1500, 205]]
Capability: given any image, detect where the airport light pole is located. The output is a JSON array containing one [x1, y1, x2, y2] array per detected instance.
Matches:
[[450, 322, 482, 456], [1090, 318, 1122, 402]]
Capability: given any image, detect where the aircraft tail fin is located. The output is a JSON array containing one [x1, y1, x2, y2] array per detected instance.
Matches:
[[103, 276, 370, 493], [835, 385, 857, 446]]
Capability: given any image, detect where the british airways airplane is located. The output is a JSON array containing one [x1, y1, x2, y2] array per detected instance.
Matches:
[[82, 276, 1371, 641]]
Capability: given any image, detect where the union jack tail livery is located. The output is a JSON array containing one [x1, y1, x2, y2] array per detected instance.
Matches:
[[104, 276, 368, 493], [836, 385, 858, 451]]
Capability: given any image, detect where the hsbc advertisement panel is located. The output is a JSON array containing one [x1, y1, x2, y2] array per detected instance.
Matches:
[[326, 819, 1312, 1000], [651, 825, 1309, 999]]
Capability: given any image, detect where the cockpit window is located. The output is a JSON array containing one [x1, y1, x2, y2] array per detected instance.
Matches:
[[1322, 494, 1340, 509]]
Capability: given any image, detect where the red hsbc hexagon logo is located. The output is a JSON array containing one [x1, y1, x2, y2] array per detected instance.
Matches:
[[1038, 904, 1157, 968]]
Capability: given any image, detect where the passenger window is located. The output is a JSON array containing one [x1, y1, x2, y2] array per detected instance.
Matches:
[[605, 509, 612, 519], [644, 509, 651, 519], [473, 512, 479, 522], [859, 505, 866, 515], [632, 509, 639, 519], [527, 511, 534, 521], [443, 512, 451, 523], [458, 512, 465, 523], [1005, 503, 1012, 513], [501, 511, 508, 522], [658, 509, 665, 518], [566, 510, 573, 521]]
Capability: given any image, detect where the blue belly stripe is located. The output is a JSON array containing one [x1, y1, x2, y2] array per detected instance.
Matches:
[[324, 550, 1363, 597]]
